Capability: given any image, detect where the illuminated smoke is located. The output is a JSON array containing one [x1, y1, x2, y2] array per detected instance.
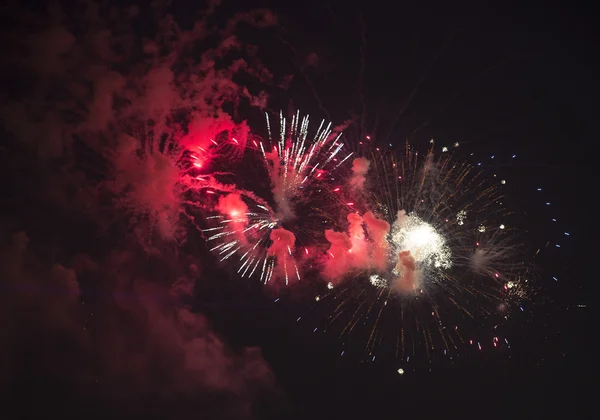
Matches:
[[216, 193, 250, 224], [0, 2, 283, 415], [323, 229, 352, 281], [363, 211, 391, 271], [393, 250, 420, 293], [323, 209, 451, 295], [349, 157, 371, 189], [267, 228, 298, 285]]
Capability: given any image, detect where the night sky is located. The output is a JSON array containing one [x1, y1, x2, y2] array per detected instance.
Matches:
[[0, 1, 592, 419]]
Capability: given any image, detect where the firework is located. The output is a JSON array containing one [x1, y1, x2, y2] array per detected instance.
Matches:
[[311, 141, 527, 361], [197, 111, 353, 285], [185, 112, 530, 362]]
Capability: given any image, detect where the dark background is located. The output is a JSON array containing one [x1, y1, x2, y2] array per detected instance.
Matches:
[[1, 1, 592, 419]]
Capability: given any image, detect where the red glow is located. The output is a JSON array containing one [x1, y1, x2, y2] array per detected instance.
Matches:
[[316, 172, 322, 178], [333, 187, 340, 192], [305, 248, 309, 255], [346, 202, 354, 206], [366, 136, 371, 140]]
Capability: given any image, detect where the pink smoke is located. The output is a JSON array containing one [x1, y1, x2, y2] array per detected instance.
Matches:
[[322, 229, 352, 281], [363, 211, 391, 271], [349, 157, 371, 189], [267, 228, 297, 284], [216, 193, 250, 246], [0, 0, 279, 250], [393, 250, 421, 293], [323, 211, 392, 283], [347, 213, 369, 265], [109, 134, 184, 244]]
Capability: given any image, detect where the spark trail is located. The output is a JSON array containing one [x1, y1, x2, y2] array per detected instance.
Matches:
[[199, 111, 353, 285]]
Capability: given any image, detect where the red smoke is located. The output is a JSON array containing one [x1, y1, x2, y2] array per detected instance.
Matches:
[[217, 193, 249, 223], [0, 230, 277, 418], [0, 1, 285, 417]]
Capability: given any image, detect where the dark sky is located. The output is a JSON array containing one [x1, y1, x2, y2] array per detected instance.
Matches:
[[0, 1, 592, 419]]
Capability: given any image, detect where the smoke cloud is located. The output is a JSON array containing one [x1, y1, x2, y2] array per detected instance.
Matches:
[[323, 211, 392, 283], [0, 1, 287, 418], [267, 228, 297, 284], [349, 157, 371, 189], [363, 211, 391, 271], [0, 229, 277, 419], [393, 250, 421, 293], [1, 0, 278, 246]]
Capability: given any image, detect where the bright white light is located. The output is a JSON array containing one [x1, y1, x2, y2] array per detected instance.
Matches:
[[370, 274, 387, 288], [397, 368, 405, 375], [327, 282, 334, 290], [457, 210, 467, 226], [391, 213, 451, 270]]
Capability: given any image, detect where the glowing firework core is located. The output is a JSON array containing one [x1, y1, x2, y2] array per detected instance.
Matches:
[[391, 212, 451, 271]]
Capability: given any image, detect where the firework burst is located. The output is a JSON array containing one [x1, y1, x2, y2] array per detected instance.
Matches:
[[311, 141, 527, 361], [197, 111, 353, 285]]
